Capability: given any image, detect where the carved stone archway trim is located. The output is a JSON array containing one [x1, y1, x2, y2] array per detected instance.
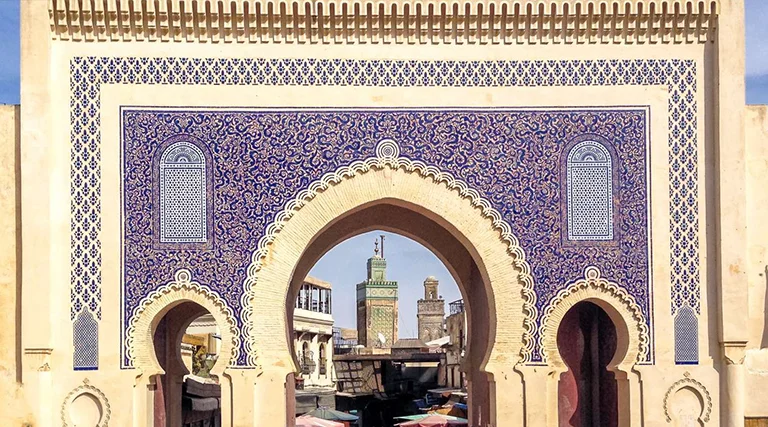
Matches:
[[61, 379, 111, 427], [241, 140, 538, 367], [241, 139, 536, 425], [663, 372, 712, 424], [539, 266, 649, 427], [540, 266, 649, 371], [126, 269, 244, 378]]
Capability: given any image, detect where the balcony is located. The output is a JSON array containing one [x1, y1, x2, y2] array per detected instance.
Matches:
[[301, 360, 316, 375], [449, 299, 465, 315], [301, 351, 316, 375], [295, 280, 333, 315]]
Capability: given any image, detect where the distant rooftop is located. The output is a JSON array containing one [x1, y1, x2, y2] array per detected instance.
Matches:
[[304, 275, 331, 290], [392, 338, 427, 349]]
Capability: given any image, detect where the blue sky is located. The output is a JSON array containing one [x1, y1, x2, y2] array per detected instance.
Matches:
[[1, 1, 766, 335], [310, 231, 463, 333], [0, 1, 19, 104], [745, 0, 768, 104]]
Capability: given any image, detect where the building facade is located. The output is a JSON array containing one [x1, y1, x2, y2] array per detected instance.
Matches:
[[181, 314, 222, 376], [293, 276, 335, 389], [293, 276, 336, 413], [445, 300, 467, 390], [356, 242, 399, 348], [417, 276, 446, 343], [4, 1, 768, 426]]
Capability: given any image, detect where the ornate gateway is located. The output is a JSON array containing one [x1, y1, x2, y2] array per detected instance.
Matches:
[[7, 1, 768, 426]]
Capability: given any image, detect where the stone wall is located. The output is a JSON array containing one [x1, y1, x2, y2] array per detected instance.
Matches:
[[14, 0, 765, 425], [745, 105, 768, 418], [418, 299, 445, 343], [0, 105, 30, 425]]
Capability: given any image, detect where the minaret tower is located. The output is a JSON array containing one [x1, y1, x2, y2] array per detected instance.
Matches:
[[356, 236, 399, 348], [417, 276, 445, 343]]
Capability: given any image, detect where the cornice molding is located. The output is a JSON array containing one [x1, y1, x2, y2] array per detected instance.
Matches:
[[49, 0, 718, 44]]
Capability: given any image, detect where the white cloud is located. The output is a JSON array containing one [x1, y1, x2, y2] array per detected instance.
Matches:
[[746, 0, 768, 76]]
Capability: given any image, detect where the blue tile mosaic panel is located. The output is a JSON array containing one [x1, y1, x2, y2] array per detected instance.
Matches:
[[67, 57, 700, 367], [674, 305, 699, 364], [121, 108, 650, 366]]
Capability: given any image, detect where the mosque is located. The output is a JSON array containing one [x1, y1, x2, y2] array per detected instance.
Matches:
[[2, 1, 768, 426]]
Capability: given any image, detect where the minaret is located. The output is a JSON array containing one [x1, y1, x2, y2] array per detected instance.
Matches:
[[417, 276, 445, 343], [356, 237, 399, 348]]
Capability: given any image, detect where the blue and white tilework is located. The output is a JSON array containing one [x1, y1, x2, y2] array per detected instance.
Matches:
[[566, 140, 614, 241], [68, 57, 700, 368], [121, 108, 650, 366], [674, 305, 699, 364], [159, 141, 208, 243], [73, 309, 99, 370]]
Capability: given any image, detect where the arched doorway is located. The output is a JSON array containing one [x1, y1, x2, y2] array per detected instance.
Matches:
[[556, 301, 618, 427], [127, 269, 240, 427], [282, 205, 494, 426], [290, 230, 464, 425], [152, 301, 222, 427], [244, 149, 537, 426], [540, 266, 649, 427]]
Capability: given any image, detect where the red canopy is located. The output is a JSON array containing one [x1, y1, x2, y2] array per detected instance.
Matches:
[[397, 414, 469, 426]]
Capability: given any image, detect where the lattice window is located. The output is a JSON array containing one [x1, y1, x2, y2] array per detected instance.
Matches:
[[159, 142, 207, 243], [566, 141, 614, 241], [674, 305, 699, 364], [73, 310, 99, 370]]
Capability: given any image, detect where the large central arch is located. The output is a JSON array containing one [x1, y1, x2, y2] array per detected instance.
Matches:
[[244, 141, 536, 425]]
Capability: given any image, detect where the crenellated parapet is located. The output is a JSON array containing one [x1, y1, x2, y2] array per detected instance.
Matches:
[[48, 0, 718, 44]]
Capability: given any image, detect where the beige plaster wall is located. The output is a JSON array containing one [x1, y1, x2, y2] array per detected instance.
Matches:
[[294, 306, 335, 387], [17, 3, 729, 423], [0, 105, 31, 425], [745, 105, 768, 417], [294, 334, 335, 388], [92, 80, 699, 426], [746, 105, 768, 349]]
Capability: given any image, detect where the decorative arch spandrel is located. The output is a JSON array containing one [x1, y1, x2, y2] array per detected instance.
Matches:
[[243, 140, 537, 372], [540, 266, 649, 370], [126, 269, 247, 379]]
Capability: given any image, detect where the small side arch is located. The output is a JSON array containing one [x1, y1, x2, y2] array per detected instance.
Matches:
[[540, 266, 649, 427], [540, 266, 649, 370], [663, 373, 712, 425], [126, 269, 242, 379], [61, 379, 111, 427]]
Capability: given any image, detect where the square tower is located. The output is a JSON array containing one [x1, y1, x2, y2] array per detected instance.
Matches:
[[356, 239, 398, 348], [417, 276, 446, 343]]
